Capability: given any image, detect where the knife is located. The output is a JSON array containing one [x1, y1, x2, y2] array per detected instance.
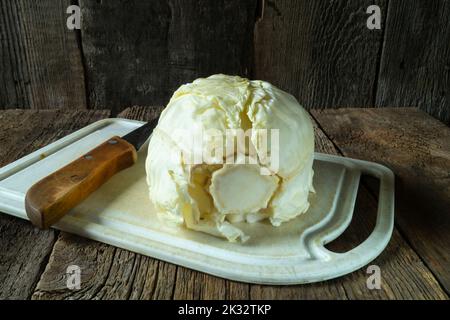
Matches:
[[25, 117, 159, 229]]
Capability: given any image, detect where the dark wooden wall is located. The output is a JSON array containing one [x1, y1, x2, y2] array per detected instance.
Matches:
[[1, 0, 449, 124]]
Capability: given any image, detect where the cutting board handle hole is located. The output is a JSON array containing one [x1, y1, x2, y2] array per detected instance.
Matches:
[[324, 174, 380, 253]]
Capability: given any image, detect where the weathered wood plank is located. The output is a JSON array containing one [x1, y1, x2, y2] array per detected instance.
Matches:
[[32, 232, 179, 300], [249, 118, 447, 299], [0, 109, 109, 299], [312, 107, 450, 294], [376, 0, 450, 124], [167, 0, 256, 89], [79, 0, 257, 115], [172, 267, 250, 300], [254, 0, 387, 109], [0, 0, 87, 109], [0, 215, 55, 300]]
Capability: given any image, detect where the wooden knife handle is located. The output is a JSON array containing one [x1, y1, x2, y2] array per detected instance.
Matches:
[[25, 136, 137, 229]]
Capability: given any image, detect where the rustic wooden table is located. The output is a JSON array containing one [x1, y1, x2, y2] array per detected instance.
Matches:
[[0, 107, 448, 300]]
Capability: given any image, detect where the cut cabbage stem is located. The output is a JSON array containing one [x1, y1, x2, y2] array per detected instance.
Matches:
[[210, 163, 279, 215]]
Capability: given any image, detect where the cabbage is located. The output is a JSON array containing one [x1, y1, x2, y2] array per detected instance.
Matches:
[[145, 74, 315, 242]]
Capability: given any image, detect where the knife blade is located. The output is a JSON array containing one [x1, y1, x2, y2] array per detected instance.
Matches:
[[25, 117, 159, 229], [121, 117, 159, 151]]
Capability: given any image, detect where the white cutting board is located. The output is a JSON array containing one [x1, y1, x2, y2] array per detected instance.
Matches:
[[0, 118, 395, 284]]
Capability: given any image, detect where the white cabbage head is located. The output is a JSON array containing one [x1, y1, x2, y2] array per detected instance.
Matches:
[[145, 74, 315, 242]]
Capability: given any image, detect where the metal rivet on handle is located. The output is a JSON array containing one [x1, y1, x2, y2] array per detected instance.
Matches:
[[84, 155, 93, 160], [108, 139, 118, 145], [70, 175, 82, 182]]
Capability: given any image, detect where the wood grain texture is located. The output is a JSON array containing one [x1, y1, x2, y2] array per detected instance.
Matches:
[[0, 0, 86, 109], [376, 0, 450, 124], [79, 0, 257, 115], [0, 109, 109, 299], [25, 136, 137, 229], [32, 232, 179, 300], [30, 106, 447, 300], [167, 0, 257, 88], [312, 107, 450, 294], [254, 0, 387, 109]]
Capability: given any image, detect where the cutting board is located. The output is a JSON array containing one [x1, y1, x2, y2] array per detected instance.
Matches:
[[0, 118, 394, 284]]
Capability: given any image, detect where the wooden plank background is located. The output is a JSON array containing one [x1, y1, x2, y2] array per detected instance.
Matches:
[[0, 0, 449, 123], [0, 0, 86, 109]]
